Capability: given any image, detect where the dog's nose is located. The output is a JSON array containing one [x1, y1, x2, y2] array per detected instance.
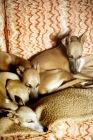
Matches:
[[43, 126, 48, 132], [31, 88, 38, 99], [71, 68, 78, 74], [73, 70, 78, 74]]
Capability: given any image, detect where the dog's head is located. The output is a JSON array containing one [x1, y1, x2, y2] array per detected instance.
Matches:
[[7, 106, 47, 132], [0, 93, 18, 111], [5, 79, 29, 105], [62, 33, 85, 74], [16, 63, 40, 100]]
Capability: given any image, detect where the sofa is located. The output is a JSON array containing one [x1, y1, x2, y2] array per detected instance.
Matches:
[[0, 0, 93, 139]]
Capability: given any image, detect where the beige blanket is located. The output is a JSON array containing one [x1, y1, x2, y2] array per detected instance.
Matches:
[[1, 87, 93, 139]]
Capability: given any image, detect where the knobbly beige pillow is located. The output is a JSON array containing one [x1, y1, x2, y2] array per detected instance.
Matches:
[[30, 88, 93, 137], [1, 88, 93, 139]]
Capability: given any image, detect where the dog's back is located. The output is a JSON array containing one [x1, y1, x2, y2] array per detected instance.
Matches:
[[30, 33, 85, 74], [0, 51, 32, 72], [31, 43, 70, 72]]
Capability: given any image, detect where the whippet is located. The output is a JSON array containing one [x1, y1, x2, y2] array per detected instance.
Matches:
[[0, 72, 29, 106], [0, 72, 47, 132], [30, 33, 85, 74], [0, 51, 40, 100], [29, 33, 93, 95], [1, 104, 46, 132], [4, 106, 47, 132]]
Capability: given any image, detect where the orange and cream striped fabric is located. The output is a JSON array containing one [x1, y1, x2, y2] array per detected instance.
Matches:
[[0, 0, 7, 52], [2, 0, 93, 59]]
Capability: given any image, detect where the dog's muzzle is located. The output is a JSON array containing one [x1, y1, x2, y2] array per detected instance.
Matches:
[[69, 59, 78, 74], [69, 57, 84, 74], [28, 87, 39, 101], [32, 87, 38, 98]]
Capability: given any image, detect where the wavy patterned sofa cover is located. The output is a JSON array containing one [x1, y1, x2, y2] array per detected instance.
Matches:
[[0, 0, 93, 139]]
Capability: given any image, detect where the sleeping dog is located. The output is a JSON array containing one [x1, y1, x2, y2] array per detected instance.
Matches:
[[0, 72, 47, 132], [0, 51, 40, 100], [30, 33, 93, 95]]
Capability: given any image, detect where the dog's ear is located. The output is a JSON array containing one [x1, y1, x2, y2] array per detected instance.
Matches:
[[78, 33, 85, 44], [16, 66, 25, 76], [15, 95, 24, 105], [1, 108, 19, 123], [32, 63, 40, 73], [8, 113, 20, 124], [4, 109, 20, 124], [5, 79, 11, 88], [61, 36, 71, 46]]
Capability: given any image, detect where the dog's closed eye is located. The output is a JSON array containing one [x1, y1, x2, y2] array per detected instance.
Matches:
[[26, 84, 32, 88], [77, 55, 82, 59], [69, 55, 73, 58], [28, 120, 34, 123], [36, 84, 40, 87], [26, 83, 40, 88]]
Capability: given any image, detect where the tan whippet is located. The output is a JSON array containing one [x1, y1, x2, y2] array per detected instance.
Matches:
[[1, 101, 47, 133], [29, 33, 93, 95], [0, 72, 19, 111], [0, 72, 47, 132], [0, 51, 40, 100], [0, 72, 29, 106], [2, 106, 47, 132], [30, 33, 85, 74]]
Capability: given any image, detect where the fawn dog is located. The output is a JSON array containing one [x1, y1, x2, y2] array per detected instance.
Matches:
[[0, 72, 47, 132], [0, 51, 40, 99], [0, 72, 29, 107], [30, 33, 93, 95], [2, 106, 47, 132]]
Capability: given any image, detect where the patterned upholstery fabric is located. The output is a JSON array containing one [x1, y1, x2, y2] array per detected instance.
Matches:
[[0, 0, 93, 139], [2, 0, 93, 59], [0, 0, 6, 51]]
